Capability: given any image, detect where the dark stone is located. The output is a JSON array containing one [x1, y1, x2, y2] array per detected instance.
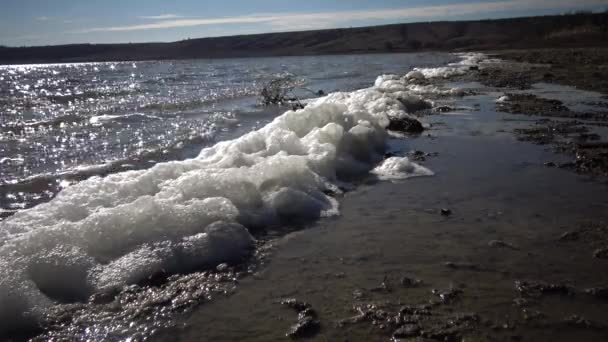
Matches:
[[393, 324, 421, 338], [469, 65, 479, 71], [432, 287, 463, 303], [434, 105, 453, 113], [287, 316, 320, 339], [584, 287, 608, 299], [387, 116, 424, 133], [400, 276, 423, 287], [141, 269, 169, 287], [281, 298, 311, 312], [89, 288, 120, 305], [563, 315, 606, 330], [443, 261, 479, 270], [488, 240, 519, 250], [593, 248, 608, 259], [558, 231, 580, 241], [544, 161, 557, 167], [441, 208, 452, 216], [515, 280, 573, 297]]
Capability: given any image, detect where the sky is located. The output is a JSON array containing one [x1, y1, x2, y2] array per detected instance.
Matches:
[[1, 0, 607, 47]]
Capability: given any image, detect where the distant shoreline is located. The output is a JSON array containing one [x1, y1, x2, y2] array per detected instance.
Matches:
[[1, 12, 607, 64]]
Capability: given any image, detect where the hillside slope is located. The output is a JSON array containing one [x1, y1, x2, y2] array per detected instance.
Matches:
[[1, 12, 607, 64]]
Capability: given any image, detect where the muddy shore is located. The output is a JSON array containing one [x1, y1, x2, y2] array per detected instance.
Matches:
[[456, 48, 608, 178], [146, 48, 608, 342], [19, 48, 608, 342]]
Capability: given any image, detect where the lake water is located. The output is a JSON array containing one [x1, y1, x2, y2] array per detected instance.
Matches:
[[3, 50, 608, 342], [0, 53, 456, 214], [0, 52, 467, 339]]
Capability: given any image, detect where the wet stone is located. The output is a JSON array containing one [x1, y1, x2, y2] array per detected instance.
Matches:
[[443, 261, 479, 270], [280, 298, 311, 312], [593, 247, 608, 259], [440, 208, 452, 216], [563, 315, 607, 330], [370, 275, 391, 293], [353, 289, 364, 299], [558, 231, 580, 241], [286, 316, 320, 339], [488, 240, 519, 250], [584, 287, 608, 299], [432, 287, 463, 304], [400, 276, 423, 288], [521, 308, 545, 321], [434, 105, 453, 113], [393, 324, 421, 338], [514, 280, 573, 297], [216, 263, 229, 272], [387, 116, 424, 133]]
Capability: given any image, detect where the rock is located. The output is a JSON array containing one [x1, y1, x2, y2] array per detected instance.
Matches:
[[443, 261, 479, 270], [522, 308, 545, 321], [558, 231, 580, 241], [216, 263, 229, 272], [388, 116, 424, 133], [593, 248, 608, 259], [353, 289, 364, 299], [281, 298, 311, 312], [469, 66, 479, 71], [432, 287, 463, 303], [544, 161, 557, 167], [142, 269, 169, 287], [393, 324, 421, 338], [298, 308, 317, 320], [440, 208, 452, 216], [287, 316, 320, 339], [433, 105, 453, 113], [411, 150, 426, 161], [400, 276, 423, 288], [563, 315, 606, 330], [514, 280, 572, 297], [584, 287, 608, 299], [488, 240, 519, 250], [89, 288, 120, 305], [370, 275, 391, 292], [405, 70, 425, 80]]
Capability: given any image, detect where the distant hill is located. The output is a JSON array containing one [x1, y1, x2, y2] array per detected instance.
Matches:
[[1, 12, 607, 64]]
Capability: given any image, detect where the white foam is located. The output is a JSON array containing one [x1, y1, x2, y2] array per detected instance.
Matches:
[[412, 52, 492, 79], [496, 95, 510, 103], [0, 53, 486, 331], [371, 156, 434, 180]]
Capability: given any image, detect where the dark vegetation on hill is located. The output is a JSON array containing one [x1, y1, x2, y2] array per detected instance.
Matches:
[[1, 12, 607, 64]]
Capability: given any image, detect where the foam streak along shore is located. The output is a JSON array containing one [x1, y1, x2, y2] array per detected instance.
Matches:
[[0, 53, 484, 333]]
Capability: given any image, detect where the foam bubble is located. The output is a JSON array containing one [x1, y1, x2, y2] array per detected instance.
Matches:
[[371, 156, 434, 180], [0, 52, 486, 332], [411, 52, 491, 79]]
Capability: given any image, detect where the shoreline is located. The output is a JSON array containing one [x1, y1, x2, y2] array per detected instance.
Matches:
[[3, 48, 608, 341], [166, 49, 608, 341], [1, 12, 607, 64]]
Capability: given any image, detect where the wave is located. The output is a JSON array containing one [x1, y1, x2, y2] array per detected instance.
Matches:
[[0, 53, 485, 335]]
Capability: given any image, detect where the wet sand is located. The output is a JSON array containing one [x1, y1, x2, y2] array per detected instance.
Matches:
[[157, 51, 608, 342]]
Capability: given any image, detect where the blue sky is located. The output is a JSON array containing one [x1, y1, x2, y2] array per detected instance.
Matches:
[[1, 0, 607, 46]]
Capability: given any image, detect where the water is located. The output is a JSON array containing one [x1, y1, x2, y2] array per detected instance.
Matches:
[[3, 50, 607, 341], [0, 52, 455, 214], [0, 52, 465, 339]]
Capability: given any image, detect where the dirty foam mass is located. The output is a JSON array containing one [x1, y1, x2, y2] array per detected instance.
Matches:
[[0, 53, 483, 331]]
